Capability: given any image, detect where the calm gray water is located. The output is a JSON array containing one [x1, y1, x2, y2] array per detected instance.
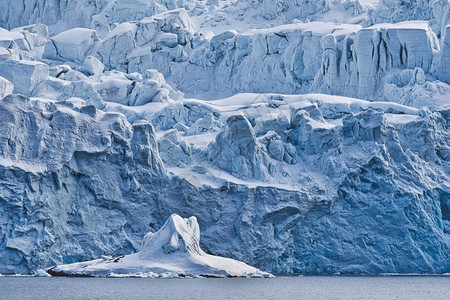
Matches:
[[0, 276, 449, 300]]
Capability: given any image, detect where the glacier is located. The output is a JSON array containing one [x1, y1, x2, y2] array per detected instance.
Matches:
[[0, 0, 449, 275]]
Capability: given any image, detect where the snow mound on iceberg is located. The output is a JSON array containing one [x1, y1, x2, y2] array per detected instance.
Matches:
[[47, 214, 272, 278]]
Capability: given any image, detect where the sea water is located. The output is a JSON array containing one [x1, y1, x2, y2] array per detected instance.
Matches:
[[0, 276, 449, 299]]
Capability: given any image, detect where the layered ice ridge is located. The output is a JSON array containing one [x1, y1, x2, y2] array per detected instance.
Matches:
[[32, 10, 446, 106], [0, 92, 448, 275], [1, 9, 448, 106], [0, 0, 205, 34]]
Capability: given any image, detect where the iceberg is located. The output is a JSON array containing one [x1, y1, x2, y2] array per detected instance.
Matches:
[[47, 214, 272, 278]]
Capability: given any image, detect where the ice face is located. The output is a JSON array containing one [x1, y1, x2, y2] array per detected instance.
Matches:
[[61, 13, 443, 105], [261, 0, 332, 20], [0, 1, 449, 276], [0, 0, 204, 34], [0, 75, 13, 98], [370, 0, 434, 25], [0, 60, 49, 95], [0, 26, 48, 61], [80, 56, 105, 76], [436, 25, 450, 84], [0, 90, 447, 275], [44, 28, 99, 64], [208, 114, 271, 181], [370, 0, 450, 36]]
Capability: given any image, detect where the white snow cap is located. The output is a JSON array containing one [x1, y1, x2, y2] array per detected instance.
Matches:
[[139, 214, 202, 257]]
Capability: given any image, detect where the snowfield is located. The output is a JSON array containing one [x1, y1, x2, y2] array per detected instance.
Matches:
[[0, 0, 449, 276]]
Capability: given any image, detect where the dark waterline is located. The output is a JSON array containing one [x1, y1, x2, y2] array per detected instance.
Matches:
[[0, 276, 449, 300]]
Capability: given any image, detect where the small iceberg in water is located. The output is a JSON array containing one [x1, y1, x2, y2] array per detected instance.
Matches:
[[35, 269, 52, 277], [47, 214, 273, 278]]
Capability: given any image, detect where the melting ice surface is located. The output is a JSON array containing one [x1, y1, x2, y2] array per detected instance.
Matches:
[[47, 214, 272, 278]]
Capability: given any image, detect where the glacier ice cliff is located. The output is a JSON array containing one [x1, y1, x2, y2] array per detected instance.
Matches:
[[436, 25, 450, 84], [2, 5, 449, 104], [0, 1, 449, 275], [370, 0, 450, 37], [0, 91, 448, 275], [29, 9, 444, 105], [0, 0, 205, 34], [0, 0, 370, 35]]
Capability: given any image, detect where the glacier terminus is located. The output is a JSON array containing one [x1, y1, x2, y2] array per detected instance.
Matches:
[[0, 0, 449, 276]]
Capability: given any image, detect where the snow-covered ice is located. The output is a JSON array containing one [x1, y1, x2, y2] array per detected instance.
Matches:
[[0, 0, 449, 276], [44, 28, 99, 63], [0, 59, 49, 95], [47, 214, 272, 278], [0, 75, 13, 98]]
